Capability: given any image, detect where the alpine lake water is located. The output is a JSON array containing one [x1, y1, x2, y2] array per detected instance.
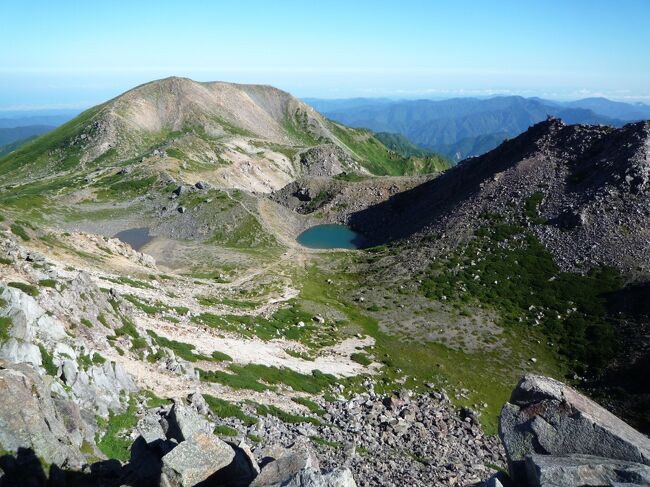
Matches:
[[113, 227, 153, 251], [296, 224, 365, 249]]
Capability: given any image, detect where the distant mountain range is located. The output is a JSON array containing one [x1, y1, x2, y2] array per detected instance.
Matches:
[[0, 110, 79, 155], [305, 96, 650, 162]]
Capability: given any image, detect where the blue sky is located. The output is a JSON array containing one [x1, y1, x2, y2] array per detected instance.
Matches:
[[1, 0, 649, 110]]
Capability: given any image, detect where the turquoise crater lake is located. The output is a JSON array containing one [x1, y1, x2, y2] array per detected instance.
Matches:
[[297, 224, 365, 249]]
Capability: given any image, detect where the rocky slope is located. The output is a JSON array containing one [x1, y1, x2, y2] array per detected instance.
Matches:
[[2, 76, 649, 486], [0, 227, 508, 486], [344, 117, 650, 433], [350, 117, 650, 274]]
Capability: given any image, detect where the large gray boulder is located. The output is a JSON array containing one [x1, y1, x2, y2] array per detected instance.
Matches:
[[251, 441, 320, 487], [525, 453, 650, 487], [165, 401, 213, 442], [0, 361, 86, 469], [499, 375, 650, 483], [137, 412, 167, 445], [271, 467, 357, 487], [0, 285, 66, 368], [161, 431, 235, 486]]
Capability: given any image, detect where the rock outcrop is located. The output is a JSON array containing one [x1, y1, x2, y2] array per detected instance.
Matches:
[[0, 361, 88, 469], [298, 144, 355, 177], [497, 374, 650, 486], [525, 453, 650, 487]]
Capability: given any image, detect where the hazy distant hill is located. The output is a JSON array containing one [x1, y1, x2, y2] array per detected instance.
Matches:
[[0, 125, 54, 146], [554, 97, 650, 121], [0, 110, 79, 128], [308, 95, 631, 161], [0, 125, 55, 156]]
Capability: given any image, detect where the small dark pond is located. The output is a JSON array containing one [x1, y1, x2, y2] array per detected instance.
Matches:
[[113, 227, 153, 251], [296, 224, 365, 249]]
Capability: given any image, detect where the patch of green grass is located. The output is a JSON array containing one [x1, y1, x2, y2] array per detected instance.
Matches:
[[350, 352, 372, 366], [421, 223, 622, 372], [103, 276, 155, 290], [10, 223, 30, 241], [131, 336, 147, 350], [38, 345, 58, 376], [327, 121, 449, 176], [211, 350, 233, 362], [192, 301, 340, 349], [80, 318, 93, 328], [524, 192, 547, 224], [123, 294, 166, 315], [96, 398, 138, 462], [310, 435, 341, 448], [79, 352, 107, 370], [38, 279, 57, 289], [199, 363, 336, 394], [210, 214, 278, 249], [8, 281, 39, 297], [214, 424, 239, 437], [97, 313, 109, 327], [122, 294, 188, 317], [292, 397, 326, 415], [142, 390, 171, 408], [283, 108, 320, 146], [0, 316, 12, 342], [114, 316, 139, 339], [95, 174, 158, 200], [285, 349, 316, 361], [203, 395, 258, 426], [304, 190, 333, 213], [0, 104, 103, 179], [146, 329, 212, 362], [196, 295, 257, 309], [0, 256, 12, 265], [255, 403, 321, 426]]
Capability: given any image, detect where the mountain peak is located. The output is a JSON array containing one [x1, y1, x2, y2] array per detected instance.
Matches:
[[0, 78, 447, 194]]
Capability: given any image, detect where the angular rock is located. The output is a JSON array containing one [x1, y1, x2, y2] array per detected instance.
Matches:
[[209, 441, 260, 487], [137, 412, 166, 444], [0, 338, 41, 367], [251, 442, 319, 487], [165, 401, 213, 442], [525, 453, 650, 487], [265, 467, 357, 487], [161, 432, 235, 486], [499, 375, 650, 483], [0, 361, 85, 469], [0, 285, 66, 367], [172, 185, 186, 197], [188, 391, 209, 416]]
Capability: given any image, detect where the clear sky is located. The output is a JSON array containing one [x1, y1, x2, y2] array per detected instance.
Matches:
[[1, 0, 649, 110]]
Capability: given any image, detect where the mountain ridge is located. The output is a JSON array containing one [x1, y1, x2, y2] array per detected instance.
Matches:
[[309, 95, 632, 161], [0, 77, 447, 195]]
